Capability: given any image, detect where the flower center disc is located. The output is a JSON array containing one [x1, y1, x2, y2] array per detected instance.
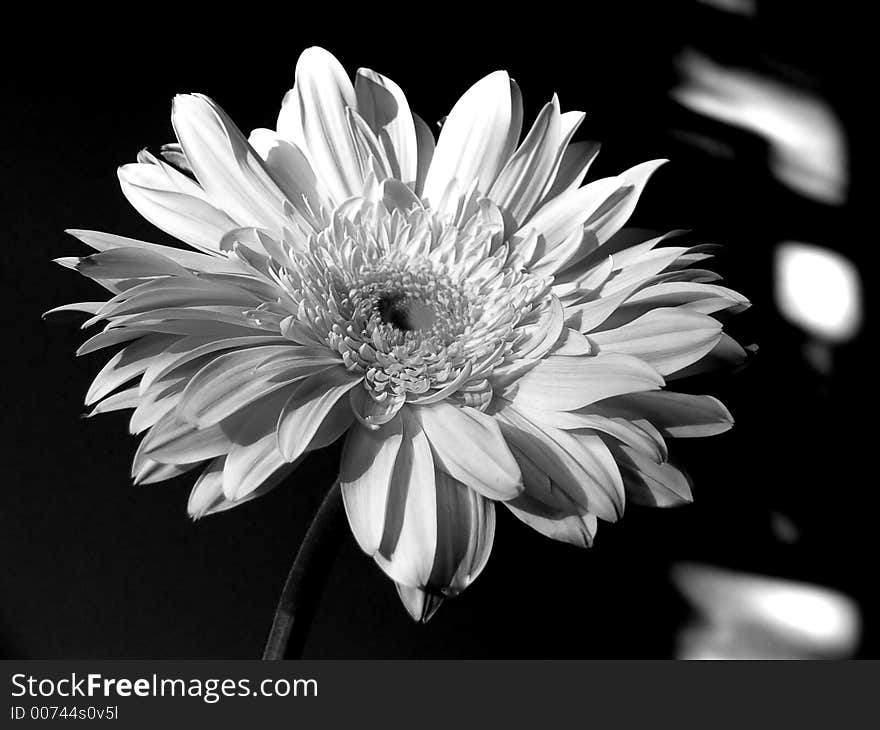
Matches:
[[377, 293, 437, 332]]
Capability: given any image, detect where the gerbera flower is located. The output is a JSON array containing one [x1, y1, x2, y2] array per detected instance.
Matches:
[[50, 47, 749, 622]]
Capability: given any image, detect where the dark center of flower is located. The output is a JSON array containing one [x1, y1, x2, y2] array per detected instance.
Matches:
[[377, 293, 437, 332]]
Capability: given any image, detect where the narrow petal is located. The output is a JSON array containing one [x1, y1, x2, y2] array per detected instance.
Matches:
[[85, 334, 175, 405], [118, 165, 238, 253], [489, 98, 562, 225], [412, 113, 435, 196], [64, 229, 241, 274]]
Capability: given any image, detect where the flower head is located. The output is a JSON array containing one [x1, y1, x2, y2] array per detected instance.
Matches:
[[51, 47, 749, 621]]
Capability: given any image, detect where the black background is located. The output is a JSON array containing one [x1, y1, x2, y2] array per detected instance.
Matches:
[[1, 4, 873, 658]]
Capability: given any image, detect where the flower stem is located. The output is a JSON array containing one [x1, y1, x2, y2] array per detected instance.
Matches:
[[262, 481, 346, 660]]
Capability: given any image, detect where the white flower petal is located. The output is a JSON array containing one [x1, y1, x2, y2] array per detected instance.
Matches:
[[375, 408, 437, 588], [177, 346, 339, 427], [588, 307, 723, 376], [430, 470, 495, 595], [348, 385, 405, 429], [541, 140, 601, 202], [612, 443, 693, 507], [118, 165, 238, 253], [509, 353, 664, 412], [276, 367, 361, 462], [355, 68, 418, 186], [171, 94, 291, 233], [497, 406, 624, 521], [412, 113, 435, 196], [222, 431, 296, 501], [585, 159, 667, 244], [515, 403, 667, 463], [289, 47, 363, 203], [412, 402, 522, 501], [489, 98, 562, 225], [519, 176, 620, 253], [85, 334, 175, 405], [64, 230, 241, 273], [595, 391, 734, 438], [395, 583, 444, 623], [669, 333, 750, 379], [247, 128, 328, 220], [422, 71, 517, 208], [340, 418, 404, 554], [505, 500, 598, 548]]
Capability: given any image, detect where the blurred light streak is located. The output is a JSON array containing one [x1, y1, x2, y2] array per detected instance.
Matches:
[[695, 0, 756, 17], [673, 563, 861, 659], [673, 50, 848, 205], [775, 242, 863, 343]]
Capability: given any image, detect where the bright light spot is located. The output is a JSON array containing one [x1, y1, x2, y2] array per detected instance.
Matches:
[[673, 563, 861, 659], [775, 242, 862, 342]]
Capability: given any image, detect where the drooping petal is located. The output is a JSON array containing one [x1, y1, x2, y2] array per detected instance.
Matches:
[[395, 583, 444, 623], [412, 402, 522, 501], [610, 443, 693, 507], [340, 418, 404, 554], [430, 470, 495, 596], [496, 406, 625, 522], [375, 408, 437, 588], [505, 498, 598, 548]]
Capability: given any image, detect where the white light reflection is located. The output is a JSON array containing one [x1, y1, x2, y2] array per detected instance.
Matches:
[[673, 563, 861, 659], [775, 242, 863, 343], [673, 50, 848, 205]]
